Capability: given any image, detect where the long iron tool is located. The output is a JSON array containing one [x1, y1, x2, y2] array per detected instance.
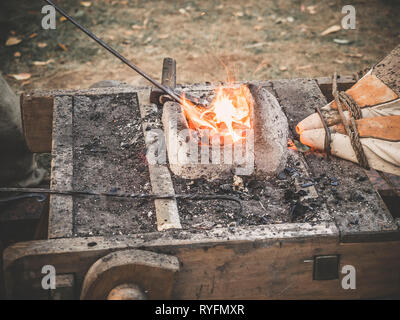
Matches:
[[43, 0, 209, 107]]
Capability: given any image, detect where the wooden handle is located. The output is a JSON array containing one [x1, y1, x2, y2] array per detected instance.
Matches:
[[161, 58, 176, 88], [333, 115, 400, 141]]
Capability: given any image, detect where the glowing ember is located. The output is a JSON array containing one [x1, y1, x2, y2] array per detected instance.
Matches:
[[180, 85, 253, 144], [287, 139, 297, 151]]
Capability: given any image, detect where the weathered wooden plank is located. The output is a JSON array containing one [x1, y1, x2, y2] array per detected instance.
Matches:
[[3, 223, 400, 299], [0, 198, 44, 242], [51, 274, 75, 300], [4, 222, 337, 299], [271, 79, 399, 241], [20, 93, 53, 153], [372, 44, 400, 96], [138, 90, 181, 231], [49, 96, 74, 239]]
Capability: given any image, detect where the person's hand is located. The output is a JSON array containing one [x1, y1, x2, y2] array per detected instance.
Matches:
[[296, 69, 400, 176]]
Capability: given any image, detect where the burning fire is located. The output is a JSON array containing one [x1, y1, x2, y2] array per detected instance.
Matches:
[[180, 85, 253, 144]]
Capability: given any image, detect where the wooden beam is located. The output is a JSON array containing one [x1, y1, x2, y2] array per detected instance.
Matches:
[[20, 93, 53, 153], [48, 96, 74, 239], [138, 90, 182, 231], [3, 225, 400, 299]]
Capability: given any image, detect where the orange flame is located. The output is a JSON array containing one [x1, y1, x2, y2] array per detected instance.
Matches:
[[180, 85, 253, 144], [287, 139, 297, 151]]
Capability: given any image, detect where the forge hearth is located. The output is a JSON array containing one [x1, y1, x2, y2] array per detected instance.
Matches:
[[162, 84, 289, 180], [9, 74, 400, 300]]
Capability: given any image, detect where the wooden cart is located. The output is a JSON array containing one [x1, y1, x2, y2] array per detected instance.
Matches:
[[2, 75, 400, 299]]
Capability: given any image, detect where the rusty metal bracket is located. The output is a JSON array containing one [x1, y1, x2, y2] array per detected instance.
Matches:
[[313, 255, 340, 280]]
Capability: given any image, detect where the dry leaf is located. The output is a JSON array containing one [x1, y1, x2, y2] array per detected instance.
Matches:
[[38, 42, 48, 48], [157, 34, 169, 39], [346, 53, 363, 58], [80, 1, 92, 7], [33, 59, 55, 66], [6, 36, 22, 46], [254, 59, 271, 74], [296, 65, 312, 70], [253, 25, 262, 31], [9, 73, 31, 81], [60, 16, 67, 22], [279, 66, 288, 71], [14, 52, 21, 58], [306, 5, 317, 14], [58, 43, 68, 51], [29, 33, 38, 39], [321, 25, 341, 36]]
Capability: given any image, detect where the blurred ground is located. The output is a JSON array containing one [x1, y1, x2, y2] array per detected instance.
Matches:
[[0, 0, 399, 94]]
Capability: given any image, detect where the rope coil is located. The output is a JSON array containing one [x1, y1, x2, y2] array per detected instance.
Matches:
[[332, 72, 370, 169]]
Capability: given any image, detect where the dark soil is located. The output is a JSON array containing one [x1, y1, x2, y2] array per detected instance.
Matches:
[[1, 0, 400, 93]]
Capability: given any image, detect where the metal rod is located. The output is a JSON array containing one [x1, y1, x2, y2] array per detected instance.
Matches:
[[0, 187, 243, 213], [43, 0, 182, 104]]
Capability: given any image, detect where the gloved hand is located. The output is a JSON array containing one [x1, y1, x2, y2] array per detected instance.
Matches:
[[296, 45, 400, 176]]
